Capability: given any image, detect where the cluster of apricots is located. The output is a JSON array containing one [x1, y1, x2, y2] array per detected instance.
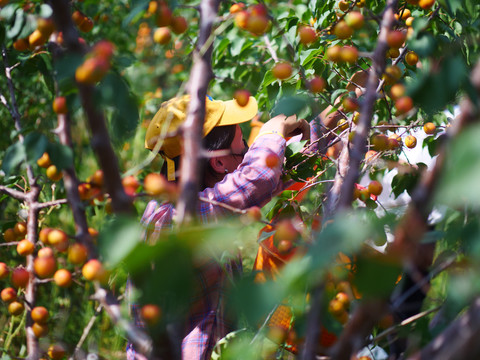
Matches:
[[232, 3, 270, 36], [75, 40, 115, 84], [13, 17, 55, 51], [37, 152, 63, 182], [146, 0, 187, 45], [353, 181, 383, 204], [72, 10, 94, 33]]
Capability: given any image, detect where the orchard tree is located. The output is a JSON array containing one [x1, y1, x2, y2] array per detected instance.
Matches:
[[1, 0, 480, 359]]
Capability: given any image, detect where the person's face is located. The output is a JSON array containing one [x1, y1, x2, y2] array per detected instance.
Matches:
[[224, 125, 248, 173]]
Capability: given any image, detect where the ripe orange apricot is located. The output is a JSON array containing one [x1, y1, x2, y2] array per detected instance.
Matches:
[[37, 18, 55, 37], [141, 304, 162, 325], [39, 228, 52, 244], [340, 45, 358, 64], [234, 10, 249, 29], [277, 239, 294, 255], [72, 10, 86, 26], [82, 259, 104, 281], [170, 16, 187, 34], [38, 247, 54, 258], [1, 287, 17, 303], [338, 0, 349, 11], [37, 152, 51, 168], [326, 45, 342, 62], [405, 51, 419, 66], [419, 0, 435, 9], [3, 228, 16, 242], [13, 38, 29, 51], [46, 165, 63, 182], [389, 83, 406, 100], [265, 153, 280, 168], [47, 229, 68, 246], [395, 96, 413, 115], [28, 29, 47, 48], [423, 122, 436, 135], [31, 306, 49, 324], [78, 17, 94, 32], [404, 135, 417, 148], [144, 173, 169, 195], [342, 97, 359, 112], [155, 1, 172, 27], [32, 322, 49, 338], [272, 62, 293, 80], [383, 65, 402, 85], [274, 220, 298, 242], [153, 27, 171, 44], [0, 262, 9, 279], [309, 76, 325, 93], [345, 11, 364, 29], [333, 20, 353, 39], [229, 2, 246, 14], [52, 96, 68, 114], [34, 256, 57, 279], [386, 30, 406, 49], [234, 89, 251, 107], [68, 243, 88, 265], [14, 221, 27, 237], [8, 301, 25, 316], [368, 180, 383, 196], [75, 57, 110, 84], [17, 239, 35, 256], [48, 344, 66, 360], [12, 267, 30, 288], [246, 14, 269, 35], [298, 26, 317, 45], [54, 269, 73, 288]]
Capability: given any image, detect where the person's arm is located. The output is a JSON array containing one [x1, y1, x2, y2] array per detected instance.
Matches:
[[199, 115, 309, 217]]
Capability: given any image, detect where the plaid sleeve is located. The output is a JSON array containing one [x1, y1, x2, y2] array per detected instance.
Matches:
[[199, 133, 286, 221]]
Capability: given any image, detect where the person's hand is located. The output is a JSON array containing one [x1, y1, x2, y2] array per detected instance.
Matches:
[[260, 114, 310, 141]]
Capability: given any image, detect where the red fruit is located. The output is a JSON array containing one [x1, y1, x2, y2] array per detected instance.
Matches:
[[0, 262, 9, 279], [234, 10, 249, 29], [75, 57, 110, 84], [272, 62, 293, 80], [234, 89, 251, 107], [1, 287, 17, 303], [309, 76, 325, 93], [82, 259, 104, 281], [17, 239, 35, 256], [68, 243, 88, 265], [78, 17, 94, 32], [34, 256, 57, 279], [48, 344, 66, 360], [72, 10, 85, 26], [52, 96, 68, 114], [141, 304, 162, 325], [250, 4, 267, 16], [93, 40, 115, 60], [122, 175, 140, 190], [32, 322, 49, 338], [298, 26, 317, 45], [342, 97, 359, 112], [395, 96, 413, 115], [31, 306, 49, 324], [144, 173, 169, 195], [333, 20, 353, 39], [170, 16, 187, 34], [246, 14, 269, 35], [14, 222, 27, 237], [386, 30, 406, 49], [11, 268, 30, 288], [265, 154, 280, 168], [155, 1, 172, 27], [54, 269, 73, 288], [368, 180, 383, 196]]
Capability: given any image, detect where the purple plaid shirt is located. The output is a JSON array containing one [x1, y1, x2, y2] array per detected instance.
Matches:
[[127, 133, 287, 360]]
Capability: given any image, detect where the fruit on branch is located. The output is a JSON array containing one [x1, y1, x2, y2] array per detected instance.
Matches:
[[395, 96, 414, 115], [28, 30, 47, 48], [234, 10, 249, 29], [326, 45, 342, 62], [13, 38, 29, 51], [31, 306, 49, 324], [68, 243, 88, 265], [404, 135, 417, 148], [78, 16, 94, 32], [229, 2, 246, 14], [144, 173, 169, 195], [14, 221, 27, 237], [340, 45, 358, 63], [246, 206, 262, 222], [48, 344, 66, 360], [155, 1, 172, 27], [170, 16, 187, 34], [247, 14, 269, 35], [37, 152, 51, 168], [386, 30, 406, 49], [46, 165, 63, 182], [34, 256, 57, 279], [419, 0, 435, 9], [371, 134, 389, 151], [38, 247, 54, 258], [298, 26, 317, 45], [82, 259, 105, 281], [32, 322, 49, 338], [52, 97, 68, 114], [333, 20, 353, 39], [337, 119, 349, 131], [75, 57, 110, 84], [3, 228, 16, 242], [1, 287, 17, 303], [389, 83, 406, 100], [368, 180, 383, 196], [352, 112, 360, 124], [141, 304, 162, 325], [54, 269, 72, 288], [405, 16, 415, 26], [277, 239, 294, 255], [234, 89, 251, 107], [39, 228, 52, 244], [274, 220, 298, 242], [345, 11, 364, 29], [93, 40, 115, 60], [37, 18, 55, 37], [89, 169, 104, 187], [272, 62, 293, 80], [8, 301, 25, 316], [309, 76, 326, 93], [388, 134, 402, 149], [342, 97, 359, 112], [153, 27, 171, 44], [405, 50, 419, 66], [265, 154, 280, 168], [0, 262, 9, 279], [383, 65, 402, 85], [17, 239, 35, 256], [72, 10, 85, 26], [387, 47, 400, 58], [12, 267, 29, 288], [47, 229, 68, 247], [88, 227, 99, 240], [423, 122, 436, 134], [338, 0, 350, 12]]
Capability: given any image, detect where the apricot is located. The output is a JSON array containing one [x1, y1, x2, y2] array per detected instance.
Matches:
[[31, 306, 49, 324], [0, 262, 9, 279], [52, 96, 68, 114], [48, 344, 66, 360], [13, 38, 29, 51], [326, 45, 342, 62], [340, 45, 358, 64], [68, 243, 88, 265], [265, 153, 280, 168], [141, 304, 162, 325], [386, 30, 406, 49], [404, 135, 417, 148], [419, 0, 435, 9], [12, 267, 30, 288], [38, 247, 54, 258], [144, 173, 169, 195], [274, 220, 298, 242], [345, 11, 364, 29], [14, 222, 27, 237], [405, 51, 419, 66], [1, 287, 17, 303], [37, 18, 55, 37], [3, 228, 16, 242], [17, 239, 35, 256], [234, 10, 249, 29], [153, 27, 171, 44], [298, 26, 317, 45], [247, 14, 269, 35], [8, 301, 25, 316], [423, 122, 436, 135], [37, 152, 51, 168], [395, 96, 414, 115], [234, 89, 251, 107], [170, 16, 187, 34], [333, 20, 353, 39], [46, 165, 63, 182], [155, 1, 172, 27], [28, 29, 47, 48], [54, 269, 73, 288], [34, 256, 57, 279], [82, 259, 104, 281], [272, 62, 292, 80], [229, 2, 246, 14], [246, 206, 262, 221], [368, 180, 383, 196], [342, 97, 359, 112], [309, 76, 325, 93], [32, 322, 49, 338]]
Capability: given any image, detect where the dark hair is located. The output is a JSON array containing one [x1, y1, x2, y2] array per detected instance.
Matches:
[[160, 125, 237, 189]]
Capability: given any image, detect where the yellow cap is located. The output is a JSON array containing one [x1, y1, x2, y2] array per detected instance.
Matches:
[[145, 95, 258, 159]]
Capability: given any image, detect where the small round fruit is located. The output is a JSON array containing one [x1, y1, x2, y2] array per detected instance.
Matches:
[[423, 122, 436, 135], [14, 221, 27, 237], [68, 243, 88, 265], [333, 20, 353, 39], [309, 76, 325, 93], [72, 10, 85, 26], [38, 247, 54, 258], [272, 62, 292, 80], [78, 17, 94, 32], [345, 11, 364, 29], [155, 2, 172, 27], [234, 10, 249, 29], [17, 239, 35, 256], [395, 96, 414, 115], [54, 269, 73, 288], [48, 344, 66, 360], [234, 89, 251, 107], [31, 306, 49, 324], [82, 259, 104, 281], [37, 152, 51, 168], [387, 47, 400, 58], [326, 45, 342, 62], [368, 180, 383, 196], [340, 46, 358, 64], [34, 256, 57, 279], [386, 30, 406, 49], [338, 0, 350, 12], [274, 220, 298, 242], [342, 97, 359, 112], [141, 304, 162, 325], [90, 169, 104, 187], [277, 239, 294, 255], [383, 65, 402, 85], [404, 135, 417, 149], [328, 298, 345, 316], [298, 26, 317, 45], [47, 229, 68, 246], [371, 134, 389, 151], [246, 206, 262, 221], [246, 14, 269, 35], [53, 97, 68, 114], [3, 228, 16, 242], [153, 27, 171, 44], [37, 18, 55, 37], [405, 51, 419, 66], [265, 154, 280, 168], [419, 0, 435, 9], [389, 83, 406, 100], [405, 16, 415, 27], [335, 292, 350, 307], [337, 119, 349, 131], [46, 165, 63, 182], [8, 301, 25, 316], [144, 173, 169, 195], [1, 287, 17, 303], [0, 262, 9, 279], [32, 322, 49, 338], [39, 228, 52, 244], [229, 2, 245, 14], [13, 38, 29, 51], [11, 268, 29, 288], [170, 16, 187, 34], [28, 29, 47, 48]]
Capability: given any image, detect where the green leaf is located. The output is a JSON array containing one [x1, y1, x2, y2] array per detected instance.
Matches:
[[122, 0, 149, 26], [6, 8, 26, 39], [46, 142, 73, 171], [1, 142, 25, 175], [407, 31, 435, 57], [271, 95, 309, 117], [24, 132, 48, 165], [98, 216, 143, 267]]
